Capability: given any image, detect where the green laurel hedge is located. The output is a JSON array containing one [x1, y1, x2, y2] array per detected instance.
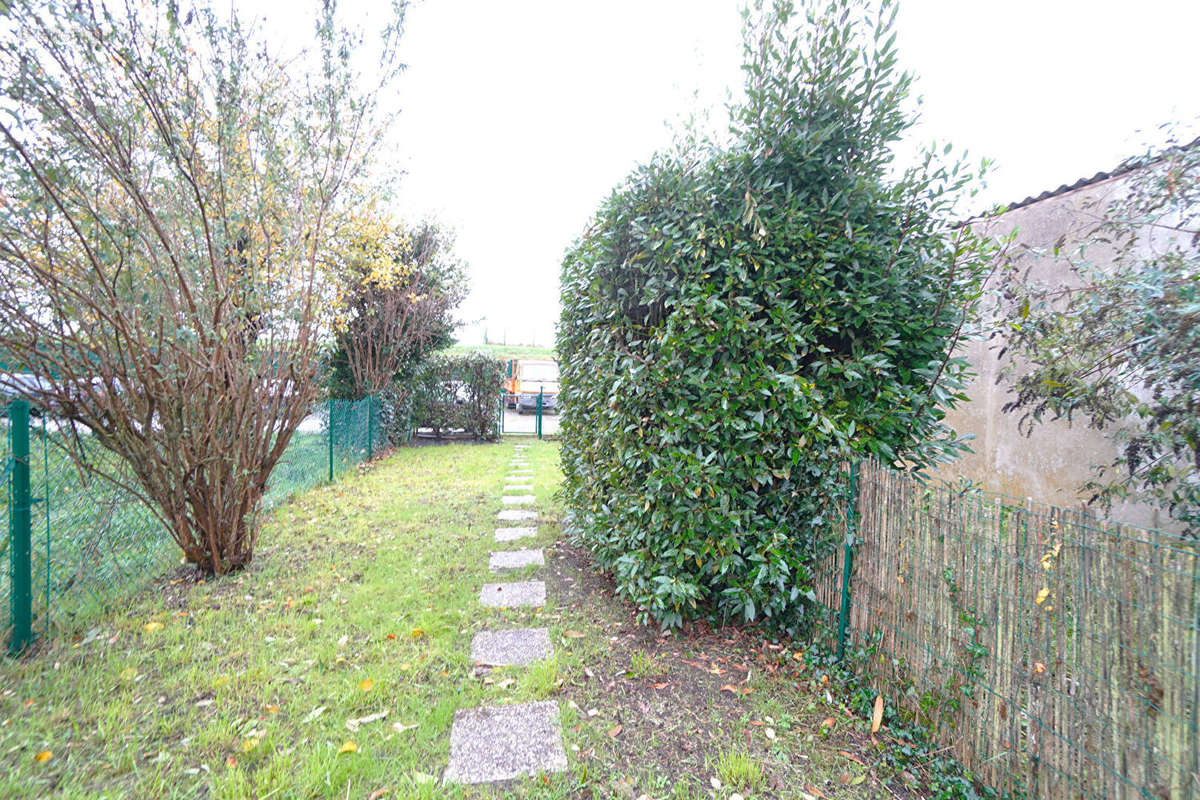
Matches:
[[558, 0, 994, 633], [410, 352, 504, 440]]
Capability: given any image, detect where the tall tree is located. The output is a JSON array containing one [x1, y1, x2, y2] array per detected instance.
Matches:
[[0, 0, 406, 573]]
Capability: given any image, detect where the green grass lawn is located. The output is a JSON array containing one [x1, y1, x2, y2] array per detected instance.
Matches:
[[0, 440, 942, 799], [444, 344, 556, 361]]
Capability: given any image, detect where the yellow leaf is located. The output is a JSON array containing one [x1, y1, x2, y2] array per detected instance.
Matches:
[[338, 741, 358, 754], [242, 738, 260, 752], [142, 621, 163, 633], [410, 628, 425, 639], [1033, 662, 1046, 674], [119, 667, 138, 681], [871, 695, 884, 733], [1035, 588, 1050, 605], [214, 676, 229, 688], [34, 751, 52, 764], [359, 679, 374, 692]]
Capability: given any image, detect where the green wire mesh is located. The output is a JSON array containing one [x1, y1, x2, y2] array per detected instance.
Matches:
[[813, 459, 1199, 800], [2, 396, 383, 644]]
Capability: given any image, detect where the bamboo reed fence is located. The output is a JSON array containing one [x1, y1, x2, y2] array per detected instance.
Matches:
[[814, 459, 1199, 799]]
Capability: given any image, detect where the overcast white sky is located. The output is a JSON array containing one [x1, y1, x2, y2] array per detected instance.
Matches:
[[319, 0, 1200, 349]]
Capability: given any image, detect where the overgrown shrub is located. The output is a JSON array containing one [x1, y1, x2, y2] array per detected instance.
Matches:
[[558, 0, 996, 632], [410, 353, 504, 440]]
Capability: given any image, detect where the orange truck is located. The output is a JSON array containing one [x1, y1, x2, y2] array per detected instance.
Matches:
[[503, 358, 559, 414]]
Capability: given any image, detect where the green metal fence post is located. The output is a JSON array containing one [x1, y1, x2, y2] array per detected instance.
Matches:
[[836, 460, 859, 662], [367, 396, 374, 461], [8, 399, 33, 656], [327, 396, 334, 483], [536, 388, 543, 440]]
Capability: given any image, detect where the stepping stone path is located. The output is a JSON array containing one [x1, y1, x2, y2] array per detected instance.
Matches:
[[489, 548, 544, 571], [443, 702, 567, 784], [471, 628, 552, 666], [495, 526, 537, 542], [445, 442, 566, 786], [479, 580, 546, 607]]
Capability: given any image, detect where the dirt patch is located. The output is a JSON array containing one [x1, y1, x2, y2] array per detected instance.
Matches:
[[546, 539, 915, 799]]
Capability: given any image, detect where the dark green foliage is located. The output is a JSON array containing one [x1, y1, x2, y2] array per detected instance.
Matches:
[[1000, 132, 1200, 534], [558, 0, 994, 632], [410, 352, 505, 440]]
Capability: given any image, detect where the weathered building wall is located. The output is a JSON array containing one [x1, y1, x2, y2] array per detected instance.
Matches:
[[933, 173, 1178, 532]]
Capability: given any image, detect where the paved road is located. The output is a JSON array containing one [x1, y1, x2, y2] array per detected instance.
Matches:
[[501, 408, 559, 437]]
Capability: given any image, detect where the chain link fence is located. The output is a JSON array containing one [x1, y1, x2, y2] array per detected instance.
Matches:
[[3, 396, 385, 653]]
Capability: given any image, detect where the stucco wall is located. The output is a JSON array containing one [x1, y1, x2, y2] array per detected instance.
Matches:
[[932, 173, 1178, 532]]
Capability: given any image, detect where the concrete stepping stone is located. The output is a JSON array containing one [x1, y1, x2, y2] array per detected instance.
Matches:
[[497, 509, 536, 522], [443, 701, 567, 784], [504, 484, 534, 492], [480, 580, 545, 607], [501, 495, 535, 506], [471, 628, 552, 666], [489, 548, 544, 571], [495, 526, 537, 542]]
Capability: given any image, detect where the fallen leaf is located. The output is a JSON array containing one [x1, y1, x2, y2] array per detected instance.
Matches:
[[652, 682, 669, 690], [338, 741, 357, 754], [586, 708, 599, 717], [34, 751, 52, 764], [265, 705, 279, 714], [226, 757, 238, 768], [720, 684, 739, 693], [392, 722, 418, 733], [765, 727, 776, 740], [1033, 662, 1046, 674], [562, 630, 585, 639], [367, 790, 390, 800], [871, 695, 884, 733], [411, 628, 425, 638], [142, 621, 163, 633], [119, 667, 138, 681], [805, 786, 827, 799], [1035, 587, 1050, 605], [303, 705, 327, 723], [385, 633, 396, 640], [242, 738, 259, 753], [838, 750, 865, 766], [821, 717, 836, 728], [346, 710, 388, 731], [359, 679, 375, 692], [607, 724, 622, 738]]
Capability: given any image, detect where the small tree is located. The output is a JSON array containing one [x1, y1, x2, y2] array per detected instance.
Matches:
[[1000, 133, 1200, 534], [0, 0, 405, 573], [326, 214, 466, 401]]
